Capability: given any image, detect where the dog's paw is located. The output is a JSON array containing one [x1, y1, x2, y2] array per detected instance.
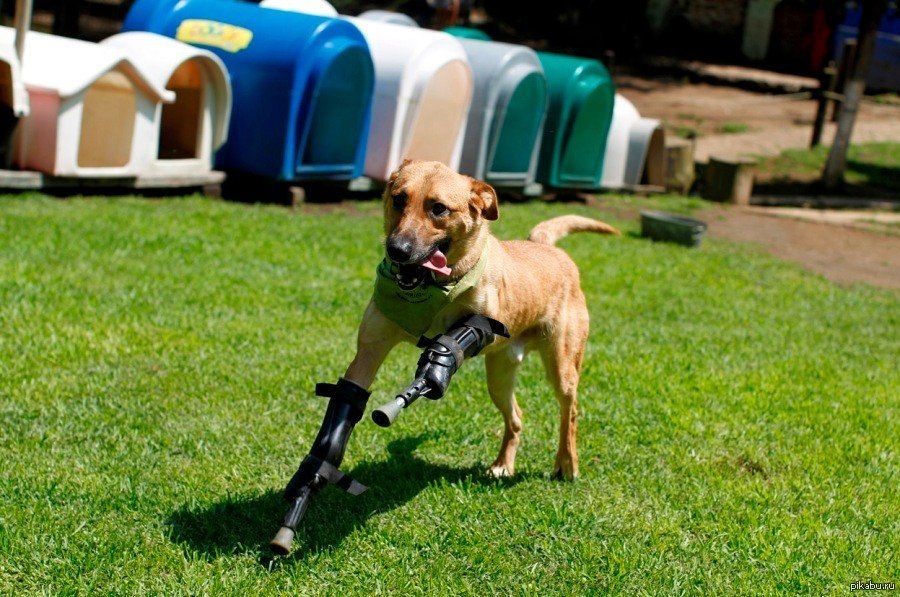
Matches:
[[553, 453, 579, 481], [551, 466, 579, 482], [486, 464, 513, 479]]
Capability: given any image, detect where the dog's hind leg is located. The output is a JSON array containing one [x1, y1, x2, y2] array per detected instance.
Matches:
[[485, 345, 524, 478], [539, 312, 588, 481]]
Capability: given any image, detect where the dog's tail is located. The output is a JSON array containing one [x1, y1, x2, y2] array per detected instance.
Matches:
[[528, 215, 620, 246]]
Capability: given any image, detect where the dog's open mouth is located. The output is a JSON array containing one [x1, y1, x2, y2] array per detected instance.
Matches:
[[394, 263, 425, 290], [392, 240, 451, 288], [418, 245, 451, 276]]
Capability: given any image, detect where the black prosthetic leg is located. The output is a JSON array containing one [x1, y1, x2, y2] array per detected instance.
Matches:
[[271, 315, 509, 553], [372, 314, 509, 426], [270, 378, 370, 554]]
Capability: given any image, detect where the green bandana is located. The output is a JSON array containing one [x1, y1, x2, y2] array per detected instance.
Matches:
[[373, 246, 489, 337]]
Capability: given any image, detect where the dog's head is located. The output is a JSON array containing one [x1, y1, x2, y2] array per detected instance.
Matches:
[[382, 160, 498, 275]]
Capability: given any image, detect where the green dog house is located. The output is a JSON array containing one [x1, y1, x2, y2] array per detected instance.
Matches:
[[535, 52, 614, 189], [443, 25, 491, 41]]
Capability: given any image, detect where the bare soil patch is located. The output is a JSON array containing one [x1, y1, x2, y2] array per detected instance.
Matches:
[[700, 205, 900, 290], [588, 195, 899, 290], [617, 74, 900, 146]]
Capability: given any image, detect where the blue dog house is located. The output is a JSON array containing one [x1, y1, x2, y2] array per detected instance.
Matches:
[[124, 0, 374, 181]]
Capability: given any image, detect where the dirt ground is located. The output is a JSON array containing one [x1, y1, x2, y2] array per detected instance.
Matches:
[[612, 74, 899, 291], [616, 74, 900, 162], [699, 205, 900, 290], [587, 197, 900, 290]]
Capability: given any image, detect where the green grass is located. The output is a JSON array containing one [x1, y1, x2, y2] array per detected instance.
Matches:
[[857, 218, 900, 237], [717, 121, 750, 135], [668, 124, 701, 139], [867, 93, 900, 106], [755, 142, 900, 193], [1, 194, 897, 594]]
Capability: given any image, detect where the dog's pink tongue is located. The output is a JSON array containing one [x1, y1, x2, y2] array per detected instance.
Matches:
[[419, 249, 451, 275]]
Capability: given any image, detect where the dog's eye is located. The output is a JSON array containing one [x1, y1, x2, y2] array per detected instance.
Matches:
[[392, 192, 407, 211], [430, 203, 449, 217]]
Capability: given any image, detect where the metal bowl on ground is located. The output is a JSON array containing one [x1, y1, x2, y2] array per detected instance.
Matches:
[[640, 210, 708, 247]]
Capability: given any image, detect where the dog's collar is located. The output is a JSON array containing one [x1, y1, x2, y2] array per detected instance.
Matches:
[[373, 245, 489, 337]]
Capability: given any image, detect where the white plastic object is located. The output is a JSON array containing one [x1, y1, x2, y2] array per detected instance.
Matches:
[[261, 0, 474, 181], [344, 17, 473, 180], [0, 26, 172, 177], [259, 0, 338, 17], [101, 31, 232, 177], [357, 10, 418, 27], [601, 94, 666, 188]]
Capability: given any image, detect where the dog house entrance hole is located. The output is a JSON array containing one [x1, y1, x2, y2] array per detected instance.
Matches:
[[299, 48, 372, 168], [0, 61, 17, 166], [640, 127, 666, 187], [159, 60, 204, 160], [78, 69, 136, 168], [402, 60, 470, 164], [488, 72, 546, 176], [559, 83, 611, 183]]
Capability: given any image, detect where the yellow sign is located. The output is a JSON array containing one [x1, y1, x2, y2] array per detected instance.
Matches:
[[176, 19, 253, 53]]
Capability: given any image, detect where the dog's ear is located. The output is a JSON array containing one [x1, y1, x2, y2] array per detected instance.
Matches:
[[470, 179, 499, 221], [387, 160, 411, 189], [388, 159, 418, 184]]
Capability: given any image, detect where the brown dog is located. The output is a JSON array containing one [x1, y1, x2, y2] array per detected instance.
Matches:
[[341, 160, 619, 480]]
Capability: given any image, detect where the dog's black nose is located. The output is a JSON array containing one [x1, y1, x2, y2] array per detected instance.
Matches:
[[386, 238, 413, 263]]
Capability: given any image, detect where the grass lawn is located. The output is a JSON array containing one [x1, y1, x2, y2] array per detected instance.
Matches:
[[0, 194, 897, 594], [754, 142, 900, 196]]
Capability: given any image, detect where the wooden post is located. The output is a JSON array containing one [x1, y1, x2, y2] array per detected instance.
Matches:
[[822, 0, 888, 189], [810, 61, 837, 147], [831, 39, 857, 122], [703, 156, 756, 205], [665, 137, 695, 195], [13, 0, 33, 62]]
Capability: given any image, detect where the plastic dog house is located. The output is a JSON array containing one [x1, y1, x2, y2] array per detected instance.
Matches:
[[443, 26, 492, 41], [357, 10, 418, 27], [260, 0, 337, 17], [101, 32, 231, 178], [349, 18, 472, 181], [451, 37, 547, 188], [0, 41, 29, 166], [601, 94, 665, 189], [124, 0, 374, 182], [262, 6, 472, 181], [0, 26, 171, 177], [535, 52, 615, 189]]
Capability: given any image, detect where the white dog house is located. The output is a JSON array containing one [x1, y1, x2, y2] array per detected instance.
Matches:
[[348, 18, 473, 181], [260, 0, 337, 16], [601, 94, 666, 189], [357, 9, 419, 27], [262, 1, 474, 181], [101, 32, 231, 178], [0, 27, 172, 177]]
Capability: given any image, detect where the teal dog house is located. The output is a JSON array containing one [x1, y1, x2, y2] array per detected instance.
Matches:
[[535, 52, 614, 189]]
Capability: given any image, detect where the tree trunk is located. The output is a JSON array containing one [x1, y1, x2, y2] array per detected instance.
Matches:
[[821, 0, 888, 189]]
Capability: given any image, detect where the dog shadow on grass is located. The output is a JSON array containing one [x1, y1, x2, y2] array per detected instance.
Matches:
[[166, 434, 530, 564]]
